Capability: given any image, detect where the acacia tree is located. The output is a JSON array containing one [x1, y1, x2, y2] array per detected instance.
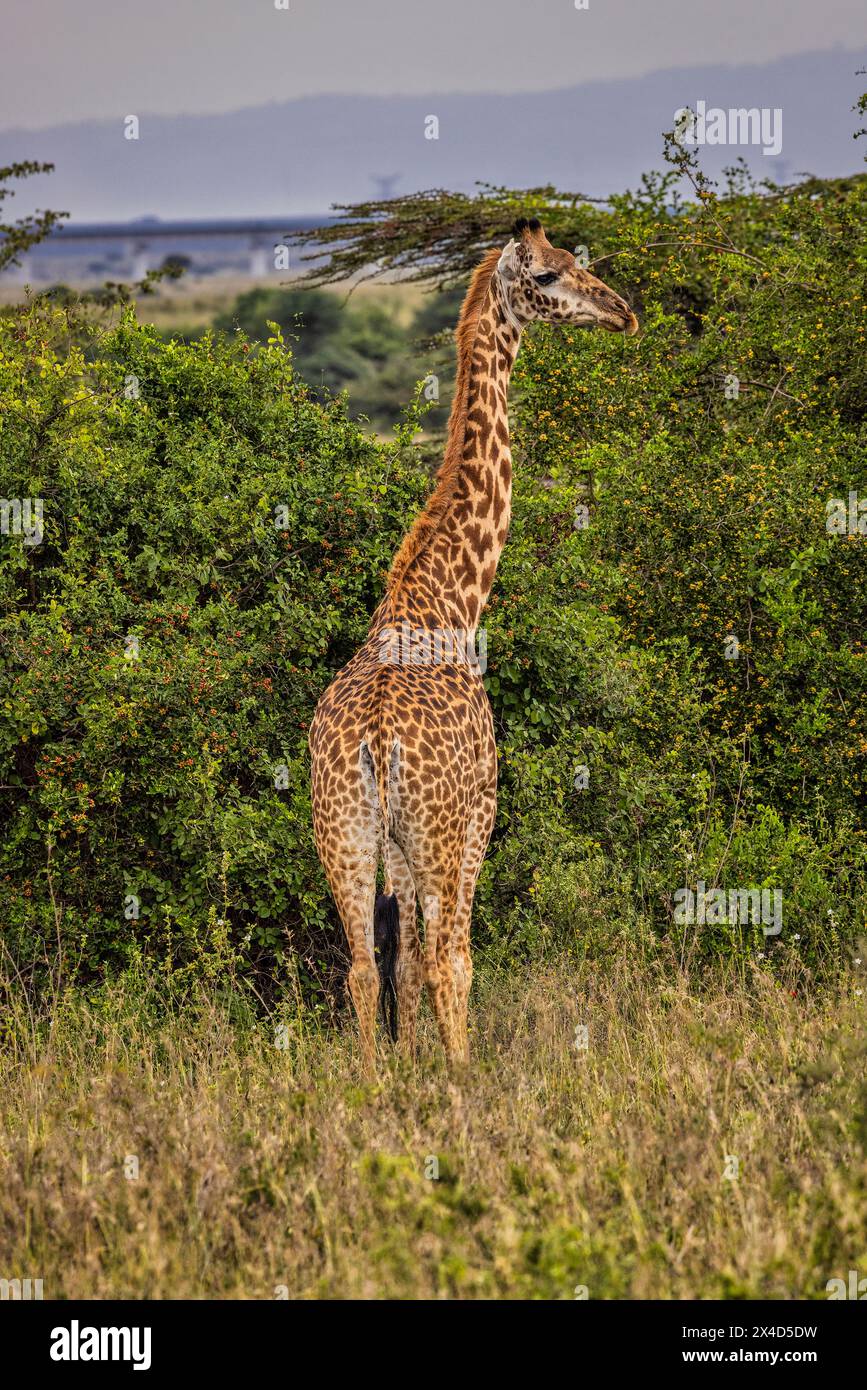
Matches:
[[287, 183, 618, 289], [286, 143, 855, 331]]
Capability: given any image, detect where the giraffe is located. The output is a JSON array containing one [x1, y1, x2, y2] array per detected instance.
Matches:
[[309, 217, 638, 1071]]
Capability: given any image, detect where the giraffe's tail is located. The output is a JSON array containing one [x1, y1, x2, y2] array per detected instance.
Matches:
[[373, 891, 399, 1042], [361, 735, 400, 1043]]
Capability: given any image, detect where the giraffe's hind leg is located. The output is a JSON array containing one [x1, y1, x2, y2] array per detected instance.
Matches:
[[311, 755, 381, 1075], [450, 777, 497, 1065], [407, 851, 463, 1066], [323, 847, 380, 1075], [388, 839, 424, 1060]]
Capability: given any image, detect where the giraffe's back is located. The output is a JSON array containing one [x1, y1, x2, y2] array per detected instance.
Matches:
[[309, 631, 495, 867]]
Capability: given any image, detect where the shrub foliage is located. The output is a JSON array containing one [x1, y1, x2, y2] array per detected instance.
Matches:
[[2, 142, 866, 998]]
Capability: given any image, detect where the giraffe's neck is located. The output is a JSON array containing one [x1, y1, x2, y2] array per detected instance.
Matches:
[[382, 267, 521, 639]]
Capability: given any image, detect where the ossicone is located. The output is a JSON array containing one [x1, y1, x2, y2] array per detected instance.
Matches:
[[512, 216, 542, 238]]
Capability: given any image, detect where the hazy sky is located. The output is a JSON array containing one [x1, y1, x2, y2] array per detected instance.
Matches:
[[4, 0, 867, 130]]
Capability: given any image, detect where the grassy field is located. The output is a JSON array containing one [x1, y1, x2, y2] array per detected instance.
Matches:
[[0, 274, 427, 335], [1, 952, 864, 1300]]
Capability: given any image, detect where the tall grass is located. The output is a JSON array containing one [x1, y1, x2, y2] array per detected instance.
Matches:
[[0, 952, 864, 1299]]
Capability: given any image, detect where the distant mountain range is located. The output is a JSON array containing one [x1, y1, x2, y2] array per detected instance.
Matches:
[[2, 46, 865, 222]]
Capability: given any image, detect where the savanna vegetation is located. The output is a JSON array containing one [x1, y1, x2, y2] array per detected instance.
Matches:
[[2, 959, 864, 1299], [211, 282, 462, 433], [0, 116, 865, 1298]]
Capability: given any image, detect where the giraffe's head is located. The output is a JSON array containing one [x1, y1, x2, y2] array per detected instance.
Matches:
[[497, 217, 638, 335]]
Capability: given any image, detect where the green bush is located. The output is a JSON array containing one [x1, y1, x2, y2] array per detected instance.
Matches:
[[0, 312, 432, 995], [2, 154, 866, 1005], [213, 285, 451, 431], [495, 161, 867, 970]]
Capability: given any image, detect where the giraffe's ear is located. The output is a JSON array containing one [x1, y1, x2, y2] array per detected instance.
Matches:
[[497, 238, 522, 281]]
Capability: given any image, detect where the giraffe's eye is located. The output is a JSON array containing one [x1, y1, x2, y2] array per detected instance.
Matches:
[[533, 272, 558, 287]]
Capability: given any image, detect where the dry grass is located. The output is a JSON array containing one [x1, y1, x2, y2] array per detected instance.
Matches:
[[0, 954, 864, 1300]]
